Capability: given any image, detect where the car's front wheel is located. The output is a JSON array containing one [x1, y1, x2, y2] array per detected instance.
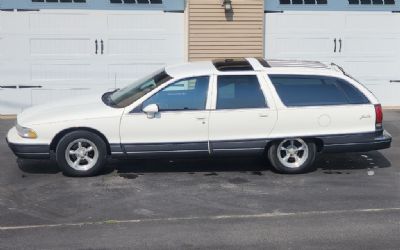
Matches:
[[56, 131, 107, 177], [268, 138, 316, 174]]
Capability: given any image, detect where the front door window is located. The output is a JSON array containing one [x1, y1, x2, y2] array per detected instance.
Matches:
[[142, 76, 210, 111]]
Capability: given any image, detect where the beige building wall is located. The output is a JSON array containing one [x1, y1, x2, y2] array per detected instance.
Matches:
[[188, 0, 264, 61]]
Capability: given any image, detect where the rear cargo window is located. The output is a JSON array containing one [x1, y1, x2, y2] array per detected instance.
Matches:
[[332, 79, 370, 104], [269, 75, 369, 107]]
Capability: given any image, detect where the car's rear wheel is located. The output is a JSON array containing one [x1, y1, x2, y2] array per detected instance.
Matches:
[[268, 138, 316, 174], [56, 131, 107, 177]]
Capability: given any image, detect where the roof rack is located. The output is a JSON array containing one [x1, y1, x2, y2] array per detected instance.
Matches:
[[212, 59, 254, 72], [259, 59, 330, 69]]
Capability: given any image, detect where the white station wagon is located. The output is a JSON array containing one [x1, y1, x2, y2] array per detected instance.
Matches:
[[6, 58, 392, 176]]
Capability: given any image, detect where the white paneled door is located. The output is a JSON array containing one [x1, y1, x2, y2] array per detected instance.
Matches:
[[265, 11, 400, 106], [0, 10, 184, 114]]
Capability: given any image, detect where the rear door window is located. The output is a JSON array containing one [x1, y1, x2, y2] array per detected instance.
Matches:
[[216, 75, 267, 109], [269, 75, 369, 107]]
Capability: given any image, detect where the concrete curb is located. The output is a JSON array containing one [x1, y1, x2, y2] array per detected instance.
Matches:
[[383, 106, 400, 110], [0, 115, 17, 120]]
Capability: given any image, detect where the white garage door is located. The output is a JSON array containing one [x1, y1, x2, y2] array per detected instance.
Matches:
[[266, 11, 400, 106], [0, 9, 184, 114]]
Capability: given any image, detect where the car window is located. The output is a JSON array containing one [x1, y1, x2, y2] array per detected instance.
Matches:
[[334, 79, 370, 104], [216, 75, 267, 109], [142, 76, 209, 111], [269, 75, 367, 107], [109, 69, 171, 108]]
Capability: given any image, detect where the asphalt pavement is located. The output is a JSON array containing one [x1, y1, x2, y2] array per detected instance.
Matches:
[[0, 111, 399, 250]]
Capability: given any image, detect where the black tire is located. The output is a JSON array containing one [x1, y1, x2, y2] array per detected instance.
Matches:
[[268, 138, 316, 174], [56, 130, 108, 177]]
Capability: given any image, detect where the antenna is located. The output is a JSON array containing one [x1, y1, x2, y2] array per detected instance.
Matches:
[[114, 73, 117, 90]]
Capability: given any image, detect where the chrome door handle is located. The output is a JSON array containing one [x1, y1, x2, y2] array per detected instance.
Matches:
[[334, 38, 337, 53]]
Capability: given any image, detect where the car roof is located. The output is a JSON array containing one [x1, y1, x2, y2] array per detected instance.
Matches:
[[164, 58, 344, 78]]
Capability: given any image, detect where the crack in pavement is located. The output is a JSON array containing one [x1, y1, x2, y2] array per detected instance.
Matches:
[[1, 207, 399, 231]]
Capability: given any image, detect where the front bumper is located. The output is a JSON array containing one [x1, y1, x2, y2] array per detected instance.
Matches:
[[6, 138, 50, 159], [321, 130, 392, 153], [6, 127, 50, 159]]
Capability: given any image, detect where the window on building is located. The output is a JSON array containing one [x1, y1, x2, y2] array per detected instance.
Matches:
[[216, 75, 267, 110], [110, 0, 163, 4], [32, 0, 87, 2], [279, 0, 328, 4], [269, 75, 369, 107], [142, 76, 210, 111], [348, 0, 395, 4]]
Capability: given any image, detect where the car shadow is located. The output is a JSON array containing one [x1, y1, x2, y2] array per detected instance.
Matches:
[[316, 151, 391, 174], [17, 151, 391, 176], [17, 158, 61, 174], [106, 157, 270, 176]]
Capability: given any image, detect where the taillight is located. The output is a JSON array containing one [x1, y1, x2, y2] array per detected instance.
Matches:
[[375, 104, 383, 129]]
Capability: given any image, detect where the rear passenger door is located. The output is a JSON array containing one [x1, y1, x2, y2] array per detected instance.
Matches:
[[208, 74, 278, 155]]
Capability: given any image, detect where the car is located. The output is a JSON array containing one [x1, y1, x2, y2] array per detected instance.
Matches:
[[6, 58, 392, 176]]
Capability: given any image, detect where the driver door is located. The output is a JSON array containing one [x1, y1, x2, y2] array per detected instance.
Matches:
[[119, 76, 211, 157]]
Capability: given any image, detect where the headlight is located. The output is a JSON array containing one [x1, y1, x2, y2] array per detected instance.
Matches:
[[16, 124, 38, 139]]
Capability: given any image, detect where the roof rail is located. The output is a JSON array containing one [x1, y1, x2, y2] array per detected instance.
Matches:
[[266, 59, 330, 69]]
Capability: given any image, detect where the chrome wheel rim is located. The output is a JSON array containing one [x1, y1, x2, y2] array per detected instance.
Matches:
[[277, 138, 309, 169], [65, 139, 99, 171]]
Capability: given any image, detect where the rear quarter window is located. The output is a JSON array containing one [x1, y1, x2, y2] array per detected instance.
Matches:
[[268, 75, 370, 107]]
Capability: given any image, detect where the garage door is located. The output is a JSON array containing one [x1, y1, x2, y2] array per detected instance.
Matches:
[[0, 9, 184, 114], [265, 11, 400, 106]]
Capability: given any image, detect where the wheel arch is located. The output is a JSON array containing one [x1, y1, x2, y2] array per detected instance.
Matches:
[[50, 127, 111, 155]]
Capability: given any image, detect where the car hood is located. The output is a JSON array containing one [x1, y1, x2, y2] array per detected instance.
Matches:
[[18, 93, 124, 126]]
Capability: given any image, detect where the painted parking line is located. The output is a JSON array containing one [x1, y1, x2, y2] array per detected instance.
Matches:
[[1, 207, 399, 231]]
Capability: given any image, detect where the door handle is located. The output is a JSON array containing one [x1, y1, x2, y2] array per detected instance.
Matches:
[[101, 40, 104, 54], [334, 38, 337, 53], [95, 40, 98, 54], [259, 113, 269, 118], [196, 117, 206, 124], [339, 38, 342, 53], [390, 80, 400, 83]]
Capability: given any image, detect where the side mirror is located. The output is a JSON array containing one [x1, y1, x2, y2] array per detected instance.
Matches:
[[142, 104, 159, 119]]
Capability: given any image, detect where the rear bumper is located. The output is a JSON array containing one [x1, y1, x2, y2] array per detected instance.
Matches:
[[321, 130, 392, 153], [6, 138, 50, 159]]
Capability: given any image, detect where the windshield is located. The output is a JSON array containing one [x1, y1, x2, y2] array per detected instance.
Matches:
[[108, 69, 172, 108]]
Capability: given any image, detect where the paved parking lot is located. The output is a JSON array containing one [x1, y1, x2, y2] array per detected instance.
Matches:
[[0, 111, 399, 250]]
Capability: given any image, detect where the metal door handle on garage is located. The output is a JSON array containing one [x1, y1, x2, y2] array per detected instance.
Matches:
[[334, 38, 337, 53]]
